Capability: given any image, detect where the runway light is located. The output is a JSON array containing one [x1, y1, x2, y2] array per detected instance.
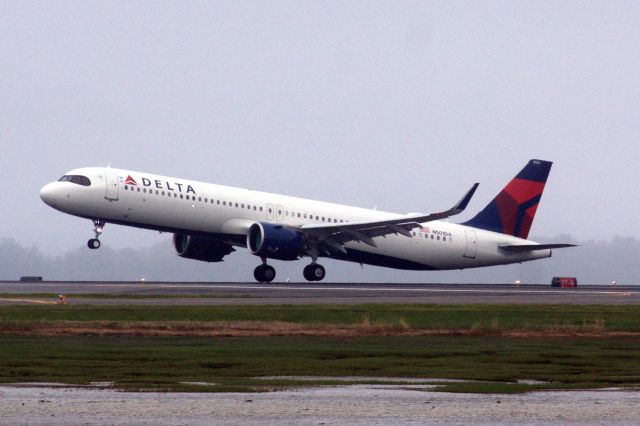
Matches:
[[515, 280, 521, 286], [140, 278, 146, 283]]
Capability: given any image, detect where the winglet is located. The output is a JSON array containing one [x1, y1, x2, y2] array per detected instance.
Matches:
[[452, 183, 479, 214]]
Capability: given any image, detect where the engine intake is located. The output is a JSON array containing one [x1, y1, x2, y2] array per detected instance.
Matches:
[[247, 222, 303, 261], [173, 234, 234, 262]]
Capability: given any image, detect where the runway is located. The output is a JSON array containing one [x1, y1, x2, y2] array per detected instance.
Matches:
[[1, 281, 639, 305]]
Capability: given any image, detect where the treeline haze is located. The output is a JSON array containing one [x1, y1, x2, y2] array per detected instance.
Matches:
[[0, 235, 637, 285]]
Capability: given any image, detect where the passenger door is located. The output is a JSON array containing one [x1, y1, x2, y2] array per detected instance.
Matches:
[[105, 171, 119, 201], [463, 230, 477, 259]]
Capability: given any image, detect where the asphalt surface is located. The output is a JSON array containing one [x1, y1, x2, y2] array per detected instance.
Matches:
[[0, 281, 639, 305]]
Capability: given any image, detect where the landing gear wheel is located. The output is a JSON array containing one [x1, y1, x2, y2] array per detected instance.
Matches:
[[87, 219, 105, 250], [303, 264, 325, 282], [254, 264, 276, 283]]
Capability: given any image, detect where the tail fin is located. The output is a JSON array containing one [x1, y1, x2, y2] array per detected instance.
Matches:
[[462, 159, 552, 239]]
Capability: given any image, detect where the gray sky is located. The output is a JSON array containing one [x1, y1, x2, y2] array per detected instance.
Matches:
[[2, 1, 639, 255]]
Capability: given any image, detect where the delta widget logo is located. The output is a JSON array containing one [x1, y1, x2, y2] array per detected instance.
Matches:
[[124, 175, 137, 186]]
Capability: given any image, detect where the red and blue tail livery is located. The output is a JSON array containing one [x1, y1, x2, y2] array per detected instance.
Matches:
[[462, 159, 552, 239]]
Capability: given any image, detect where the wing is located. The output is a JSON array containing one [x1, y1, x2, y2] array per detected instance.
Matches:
[[300, 183, 479, 254]]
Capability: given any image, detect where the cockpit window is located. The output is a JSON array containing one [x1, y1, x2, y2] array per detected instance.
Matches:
[[58, 175, 91, 186]]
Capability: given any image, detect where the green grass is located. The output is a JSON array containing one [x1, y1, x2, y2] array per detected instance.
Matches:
[[1, 304, 639, 393], [0, 304, 638, 332], [1, 335, 639, 393]]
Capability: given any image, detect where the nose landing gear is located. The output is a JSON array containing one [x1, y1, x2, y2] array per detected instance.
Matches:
[[87, 220, 105, 250]]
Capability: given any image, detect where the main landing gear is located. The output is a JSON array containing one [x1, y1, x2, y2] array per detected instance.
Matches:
[[303, 263, 325, 282], [303, 246, 325, 282], [253, 261, 326, 283], [87, 220, 105, 250], [254, 261, 276, 283]]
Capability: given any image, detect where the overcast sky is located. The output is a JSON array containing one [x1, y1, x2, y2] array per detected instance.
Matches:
[[2, 1, 639, 256]]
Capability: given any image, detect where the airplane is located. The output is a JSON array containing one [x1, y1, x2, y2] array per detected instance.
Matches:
[[39, 159, 575, 282]]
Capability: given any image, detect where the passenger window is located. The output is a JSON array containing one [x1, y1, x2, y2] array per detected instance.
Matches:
[[180, 194, 183, 199], [124, 185, 128, 190]]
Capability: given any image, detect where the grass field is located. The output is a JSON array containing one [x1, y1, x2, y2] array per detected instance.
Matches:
[[0, 304, 639, 393], [1, 303, 639, 331]]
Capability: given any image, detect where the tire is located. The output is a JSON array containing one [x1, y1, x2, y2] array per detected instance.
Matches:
[[263, 265, 276, 283], [87, 239, 101, 249], [254, 265, 276, 283], [253, 265, 265, 282], [312, 264, 325, 281], [303, 264, 315, 281]]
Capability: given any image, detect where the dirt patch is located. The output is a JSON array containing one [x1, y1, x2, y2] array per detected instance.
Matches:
[[1, 321, 638, 338]]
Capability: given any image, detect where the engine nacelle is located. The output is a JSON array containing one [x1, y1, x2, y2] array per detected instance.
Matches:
[[173, 234, 234, 262], [247, 222, 303, 261]]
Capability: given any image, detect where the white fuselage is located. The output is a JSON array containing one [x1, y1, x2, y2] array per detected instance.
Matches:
[[40, 167, 551, 271]]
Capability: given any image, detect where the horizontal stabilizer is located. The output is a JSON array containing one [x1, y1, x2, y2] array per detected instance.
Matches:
[[499, 243, 578, 252]]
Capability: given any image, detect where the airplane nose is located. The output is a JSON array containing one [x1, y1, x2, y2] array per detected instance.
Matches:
[[40, 182, 58, 207]]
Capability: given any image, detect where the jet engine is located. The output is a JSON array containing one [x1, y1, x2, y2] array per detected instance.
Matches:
[[247, 222, 303, 261], [173, 234, 235, 262]]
